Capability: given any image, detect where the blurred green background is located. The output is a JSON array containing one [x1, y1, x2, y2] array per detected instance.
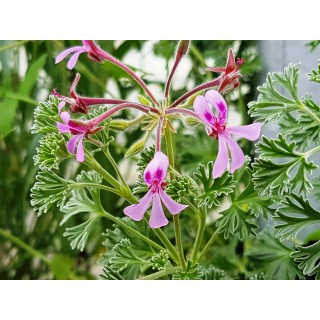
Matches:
[[0, 40, 261, 279]]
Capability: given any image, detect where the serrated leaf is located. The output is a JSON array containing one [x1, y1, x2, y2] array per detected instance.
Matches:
[[172, 260, 203, 280], [215, 205, 258, 240], [63, 216, 99, 252], [33, 132, 69, 170], [274, 194, 320, 241], [31, 95, 61, 134], [307, 63, 320, 83], [252, 135, 317, 197], [193, 162, 235, 208], [200, 265, 232, 280], [248, 64, 301, 123], [291, 240, 320, 278], [30, 168, 73, 216], [100, 266, 124, 280], [246, 229, 304, 280]]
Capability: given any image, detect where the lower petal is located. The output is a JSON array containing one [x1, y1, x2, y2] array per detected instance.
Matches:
[[67, 50, 86, 70], [57, 122, 71, 133], [213, 134, 229, 178], [55, 46, 84, 64], [158, 188, 188, 215], [76, 134, 85, 162], [227, 123, 261, 141], [123, 189, 153, 221], [224, 134, 245, 173], [149, 193, 169, 229], [67, 135, 81, 154]]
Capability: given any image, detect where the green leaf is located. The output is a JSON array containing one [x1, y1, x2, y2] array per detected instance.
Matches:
[[291, 240, 320, 278], [252, 135, 317, 197], [215, 204, 258, 240], [63, 216, 100, 252], [172, 260, 203, 280], [33, 132, 69, 170], [248, 64, 301, 123], [247, 273, 265, 280], [148, 250, 170, 271], [30, 168, 73, 216], [307, 63, 320, 83], [99, 217, 154, 279], [166, 175, 198, 202], [200, 265, 232, 280], [100, 266, 124, 280], [279, 97, 320, 151], [31, 95, 61, 134], [193, 162, 235, 208], [246, 229, 304, 280], [274, 194, 320, 241]]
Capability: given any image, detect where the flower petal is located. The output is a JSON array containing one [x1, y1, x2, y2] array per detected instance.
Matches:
[[227, 123, 262, 141], [67, 134, 81, 154], [57, 121, 71, 133], [55, 46, 84, 64], [60, 111, 70, 124], [224, 133, 245, 173], [159, 188, 188, 215], [149, 193, 169, 229], [123, 189, 153, 221], [58, 101, 66, 112], [143, 151, 169, 185], [205, 90, 228, 125], [67, 49, 86, 70], [76, 134, 85, 162], [213, 134, 229, 178], [194, 95, 216, 127]]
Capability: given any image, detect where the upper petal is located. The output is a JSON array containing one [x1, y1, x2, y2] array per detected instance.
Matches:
[[227, 123, 262, 141], [143, 151, 169, 185], [123, 189, 153, 222], [193, 95, 216, 127], [213, 134, 229, 178], [67, 49, 86, 70], [205, 90, 228, 125], [60, 111, 70, 124], [158, 188, 188, 215], [149, 193, 169, 229], [223, 133, 245, 173], [57, 121, 71, 133], [55, 46, 84, 64]]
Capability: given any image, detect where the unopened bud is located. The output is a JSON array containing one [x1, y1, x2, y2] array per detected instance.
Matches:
[[125, 138, 146, 158], [176, 41, 190, 59], [184, 117, 201, 127]]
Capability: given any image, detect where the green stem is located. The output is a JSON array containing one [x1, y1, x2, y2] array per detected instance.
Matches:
[[100, 210, 166, 254], [298, 102, 320, 124], [164, 126, 186, 271], [103, 148, 127, 186], [0, 228, 50, 264], [138, 266, 182, 280], [196, 230, 219, 263], [190, 208, 207, 262], [73, 182, 119, 195], [305, 145, 320, 158]]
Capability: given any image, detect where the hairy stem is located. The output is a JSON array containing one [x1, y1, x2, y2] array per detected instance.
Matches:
[[190, 208, 207, 262], [196, 230, 219, 263], [138, 266, 182, 280], [156, 116, 164, 152], [164, 126, 186, 270]]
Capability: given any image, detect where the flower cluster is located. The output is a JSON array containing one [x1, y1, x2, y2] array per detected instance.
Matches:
[[54, 40, 261, 229]]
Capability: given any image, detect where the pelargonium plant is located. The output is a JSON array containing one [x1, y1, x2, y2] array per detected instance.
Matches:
[[30, 40, 320, 280]]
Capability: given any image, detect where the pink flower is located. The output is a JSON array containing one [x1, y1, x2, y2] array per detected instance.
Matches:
[[56, 101, 102, 162], [205, 49, 245, 93], [194, 90, 261, 178], [55, 40, 102, 70], [124, 152, 188, 229]]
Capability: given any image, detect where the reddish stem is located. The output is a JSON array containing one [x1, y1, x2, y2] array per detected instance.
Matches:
[[168, 77, 222, 109], [165, 59, 180, 98], [156, 117, 164, 152], [94, 46, 159, 105], [89, 103, 159, 127]]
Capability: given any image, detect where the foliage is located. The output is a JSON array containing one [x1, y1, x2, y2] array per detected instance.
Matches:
[[172, 260, 203, 280]]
